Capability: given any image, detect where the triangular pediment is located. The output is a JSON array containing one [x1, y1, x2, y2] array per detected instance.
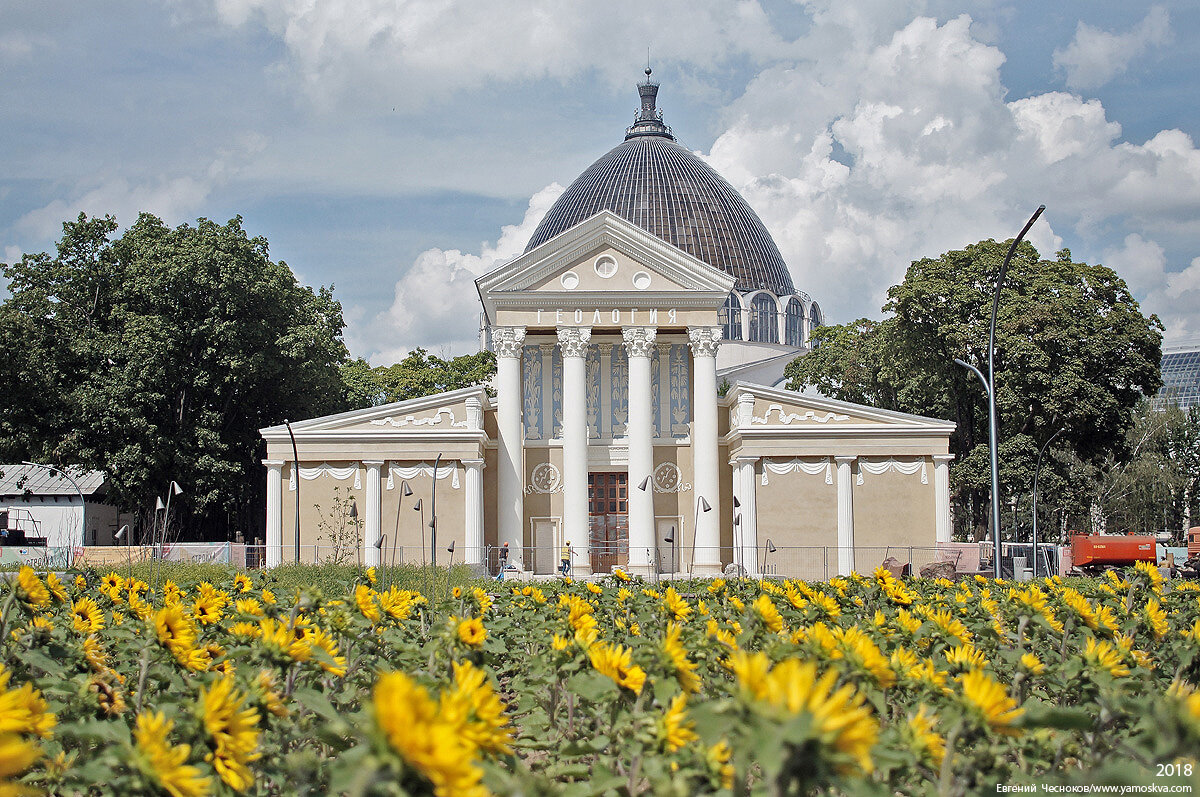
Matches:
[[477, 211, 735, 323], [259, 386, 489, 439], [725, 382, 957, 432]]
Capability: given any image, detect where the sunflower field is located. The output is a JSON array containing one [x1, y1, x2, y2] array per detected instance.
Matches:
[[0, 561, 1198, 796]]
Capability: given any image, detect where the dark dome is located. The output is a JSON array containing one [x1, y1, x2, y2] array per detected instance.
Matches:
[[525, 76, 795, 296]]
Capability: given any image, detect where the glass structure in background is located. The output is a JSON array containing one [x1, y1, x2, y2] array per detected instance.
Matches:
[[1155, 343, 1200, 409]]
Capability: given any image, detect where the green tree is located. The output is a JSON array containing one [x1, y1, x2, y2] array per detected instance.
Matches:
[[785, 240, 1163, 540], [371, 348, 496, 404], [0, 213, 352, 536]]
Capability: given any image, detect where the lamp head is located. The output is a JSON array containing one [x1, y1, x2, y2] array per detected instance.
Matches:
[[447, 540, 455, 553], [373, 536, 385, 550], [768, 540, 777, 553], [115, 525, 128, 542], [664, 528, 675, 544], [733, 496, 741, 508], [637, 476, 652, 492], [155, 496, 165, 512], [171, 481, 183, 496], [733, 513, 741, 526], [349, 502, 358, 520], [402, 482, 413, 497], [698, 497, 712, 513], [413, 498, 423, 511]]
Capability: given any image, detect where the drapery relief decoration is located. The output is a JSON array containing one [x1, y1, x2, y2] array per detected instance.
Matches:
[[651, 345, 662, 438], [856, 458, 927, 485], [386, 463, 460, 490], [551, 346, 563, 438], [586, 344, 602, 438], [522, 345, 542, 440], [524, 462, 563, 495], [651, 462, 691, 493], [751, 404, 850, 425], [761, 458, 833, 485], [369, 408, 469, 428], [668, 344, 690, 436], [290, 464, 361, 491], [609, 343, 628, 437]]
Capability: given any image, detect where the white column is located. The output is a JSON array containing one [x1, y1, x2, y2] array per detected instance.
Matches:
[[736, 457, 760, 576], [934, 454, 954, 544], [491, 326, 526, 566], [558, 326, 592, 575], [264, 460, 283, 567], [363, 461, 383, 567], [623, 327, 657, 575], [835, 456, 856, 575], [688, 326, 723, 574], [463, 459, 485, 565]]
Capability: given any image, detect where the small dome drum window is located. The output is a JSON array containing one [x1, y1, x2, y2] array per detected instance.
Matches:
[[749, 293, 779, 343], [720, 292, 742, 341], [784, 298, 804, 347]]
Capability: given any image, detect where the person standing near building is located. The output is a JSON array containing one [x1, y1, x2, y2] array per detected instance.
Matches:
[[561, 541, 571, 577], [497, 541, 509, 579]]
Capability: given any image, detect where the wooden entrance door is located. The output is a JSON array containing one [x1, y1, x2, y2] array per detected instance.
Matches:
[[588, 472, 628, 573]]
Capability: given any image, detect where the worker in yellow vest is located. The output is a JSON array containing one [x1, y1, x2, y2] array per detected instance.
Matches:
[[560, 541, 571, 577]]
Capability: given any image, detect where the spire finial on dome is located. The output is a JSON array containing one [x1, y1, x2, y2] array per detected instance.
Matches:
[[626, 64, 673, 141]]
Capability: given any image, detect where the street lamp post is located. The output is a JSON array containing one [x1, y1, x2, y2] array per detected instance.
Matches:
[[688, 496, 712, 575], [429, 454, 442, 575], [953, 204, 1045, 580], [284, 420, 301, 563], [391, 480, 413, 572], [1031, 427, 1065, 578]]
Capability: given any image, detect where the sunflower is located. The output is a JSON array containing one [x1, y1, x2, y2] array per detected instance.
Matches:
[[906, 705, 946, 766], [257, 618, 311, 663], [456, 617, 487, 649], [706, 740, 735, 790], [586, 583, 603, 595], [233, 573, 253, 593], [0, 733, 42, 790], [373, 672, 486, 797], [44, 572, 67, 603], [199, 677, 261, 792], [661, 623, 701, 694], [959, 669, 1024, 736], [1144, 598, 1169, 640], [153, 606, 207, 672], [1019, 653, 1046, 675], [650, 693, 695, 753], [441, 661, 514, 755], [1133, 560, 1164, 593], [471, 587, 494, 614], [192, 597, 223, 626], [15, 567, 50, 609], [86, 673, 126, 717], [945, 645, 989, 672], [233, 598, 262, 617], [588, 642, 647, 694], [1083, 637, 1130, 678], [751, 594, 783, 633], [253, 671, 288, 719], [134, 711, 212, 797], [0, 673, 56, 739], [354, 584, 381, 623], [663, 587, 692, 621]]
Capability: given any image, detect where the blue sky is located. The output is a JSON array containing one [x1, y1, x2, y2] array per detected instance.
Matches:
[[3, 1, 1199, 363]]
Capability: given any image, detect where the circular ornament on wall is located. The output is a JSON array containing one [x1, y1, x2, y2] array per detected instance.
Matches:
[[525, 462, 564, 494], [560, 271, 580, 290], [594, 255, 618, 278], [632, 271, 652, 290]]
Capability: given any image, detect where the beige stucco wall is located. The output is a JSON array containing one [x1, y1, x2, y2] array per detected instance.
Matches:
[[755, 463, 839, 580], [851, 462, 937, 572]]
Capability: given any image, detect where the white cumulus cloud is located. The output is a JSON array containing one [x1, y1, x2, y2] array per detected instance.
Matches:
[[1053, 6, 1171, 90], [355, 182, 564, 363]]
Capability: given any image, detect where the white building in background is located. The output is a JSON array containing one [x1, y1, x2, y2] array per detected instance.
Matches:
[[260, 74, 955, 578], [0, 464, 120, 550]]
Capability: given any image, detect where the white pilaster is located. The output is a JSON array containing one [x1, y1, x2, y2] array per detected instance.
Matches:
[[463, 459, 485, 565], [491, 326, 526, 566], [264, 460, 283, 567], [933, 454, 954, 544], [558, 326, 593, 575], [540, 344, 555, 439], [623, 327, 657, 575], [688, 326, 723, 574], [363, 461, 383, 566], [736, 457, 760, 576], [835, 456, 856, 575]]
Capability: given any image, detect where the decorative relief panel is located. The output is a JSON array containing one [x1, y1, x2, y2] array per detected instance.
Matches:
[[610, 344, 629, 437], [651, 346, 661, 438], [751, 404, 850, 425], [586, 344, 601, 439], [669, 344, 691, 436], [524, 462, 563, 494], [522, 345, 542, 440], [369, 408, 468, 428], [652, 462, 691, 493], [551, 347, 563, 438], [856, 458, 928, 485]]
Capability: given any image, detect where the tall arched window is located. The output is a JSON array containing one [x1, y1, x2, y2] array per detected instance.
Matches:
[[784, 298, 804, 347], [807, 302, 823, 346], [749, 293, 779, 343], [719, 292, 742, 341]]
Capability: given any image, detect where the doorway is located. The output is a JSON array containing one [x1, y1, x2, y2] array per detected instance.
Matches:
[[588, 472, 628, 573], [532, 518, 559, 575]]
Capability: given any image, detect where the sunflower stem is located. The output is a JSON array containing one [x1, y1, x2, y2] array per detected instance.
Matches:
[[134, 642, 152, 712], [937, 720, 963, 797]]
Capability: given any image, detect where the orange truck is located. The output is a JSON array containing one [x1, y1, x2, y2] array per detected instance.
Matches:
[[1189, 527, 1200, 560], [1069, 533, 1157, 573]]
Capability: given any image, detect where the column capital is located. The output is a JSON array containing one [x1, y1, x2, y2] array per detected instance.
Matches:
[[933, 454, 956, 463], [556, 326, 592, 358], [734, 455, 760, 466], [834, 455, 858, 466], [687, 325, 723, 357], [461, 458, 485, 469], [491, 326, 526, 358], [361, 460, 385, 468], [464, 395, 484, 430], [621, 326, 657, 358], [539, 342, 557, 355], [262, 459, 285, 467]]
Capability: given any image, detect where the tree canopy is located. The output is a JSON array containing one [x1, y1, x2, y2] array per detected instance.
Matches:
[[0, 213, 352, 536], [342, 349, 496, 410], [785, 239, 1163, 540]]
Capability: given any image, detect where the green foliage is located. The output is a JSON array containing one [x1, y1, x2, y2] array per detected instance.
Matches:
[[340, 348, 497, 409], [0, 213, 352, 532], [785, 240, 1163, 539], [314, 487, 365, 565]]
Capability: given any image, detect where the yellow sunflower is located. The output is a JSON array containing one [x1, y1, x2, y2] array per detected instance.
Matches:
[[135, 712, 212, 797], [15, 567, 49, 609], [198, 677, 261, 793], [588, 642, 647, 695], [959, 669, 1024, 736], [657, 693, 699, 753], [456, 617, 487, 649]]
